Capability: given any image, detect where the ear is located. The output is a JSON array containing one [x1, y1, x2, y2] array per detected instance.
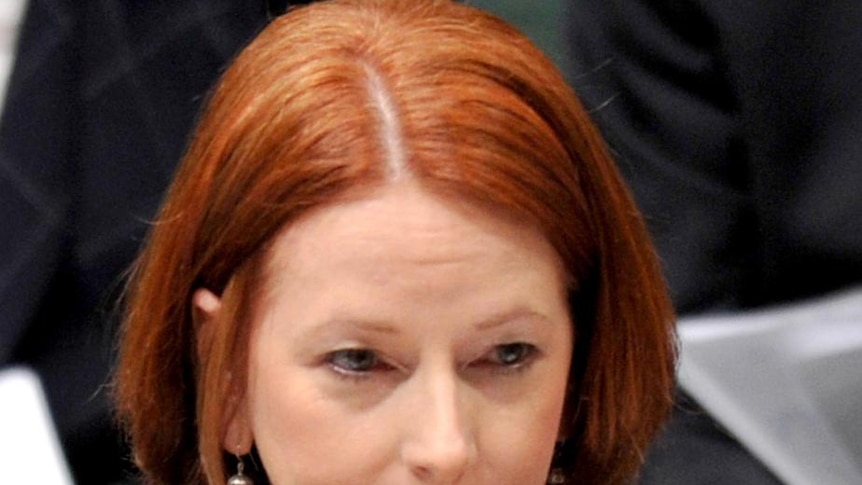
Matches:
[[192, 288, 223, 365], [223, 394, 254, 455], [192, 287, 222, 315], [192, 288, 255, 454]]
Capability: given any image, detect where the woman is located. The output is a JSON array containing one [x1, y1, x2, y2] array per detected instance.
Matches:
[[115, 1, 676, 484]]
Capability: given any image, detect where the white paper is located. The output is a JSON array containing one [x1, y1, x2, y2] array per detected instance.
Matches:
[[0, 367, 74, 485], [0, 0, 26, 113], [678, 286, 862, 485]]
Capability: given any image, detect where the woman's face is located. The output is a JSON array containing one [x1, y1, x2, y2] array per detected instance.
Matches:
[[212, 183, 573, 484]]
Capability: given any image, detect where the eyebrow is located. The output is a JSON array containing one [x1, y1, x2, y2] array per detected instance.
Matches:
[[473, 308, 554, 330], [310, 318, 400, 337], [304, 307, 554, 340]]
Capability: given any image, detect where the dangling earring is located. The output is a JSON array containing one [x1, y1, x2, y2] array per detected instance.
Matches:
[[547, 467, 566, 484], [227, 453, 253, 485], [547, 440, 566, 484]]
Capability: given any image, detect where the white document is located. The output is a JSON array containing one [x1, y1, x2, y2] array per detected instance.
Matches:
[[0, 0, 26, 113], [0, 367, 74, 485], [678, 286, 862, 485]]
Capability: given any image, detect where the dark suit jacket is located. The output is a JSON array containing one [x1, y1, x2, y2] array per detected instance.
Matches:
[[568, 0, 862, 314], [0, 1, 280, 482], [567, 0, 862, 483]]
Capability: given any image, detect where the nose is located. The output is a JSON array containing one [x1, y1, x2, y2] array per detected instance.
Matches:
[[401, 367, 477, 482]]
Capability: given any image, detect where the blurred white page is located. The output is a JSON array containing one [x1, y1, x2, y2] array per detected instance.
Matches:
[[0, 0, 26, 113], [0, 367, 73, 485], [678, 286, 862, 485]]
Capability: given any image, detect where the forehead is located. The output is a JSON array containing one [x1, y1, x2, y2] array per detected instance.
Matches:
[[255, 182, 567, 309], [271, 183, 556, 261]]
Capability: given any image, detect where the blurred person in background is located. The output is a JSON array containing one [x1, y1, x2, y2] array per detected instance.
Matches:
[[567, 0, 862, 483], [0, 1, 310, 483]]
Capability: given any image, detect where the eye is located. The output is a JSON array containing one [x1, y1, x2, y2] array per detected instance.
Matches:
[[491, 343, 536, 367], [327, 348, 388, 375]]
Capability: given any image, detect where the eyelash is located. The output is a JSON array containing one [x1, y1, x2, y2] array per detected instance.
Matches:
[[326, 348, 394, 381], [324, 343, 539, 382], [481, 342, 539, 376]]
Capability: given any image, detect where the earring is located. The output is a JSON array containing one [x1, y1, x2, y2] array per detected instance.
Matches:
[[227, 454, 253, 485], [547, 467, 566, 484], [546, 440, 566, 484]]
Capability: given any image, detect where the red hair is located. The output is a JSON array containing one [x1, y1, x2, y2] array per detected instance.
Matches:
[[115, 1, 675, 484]]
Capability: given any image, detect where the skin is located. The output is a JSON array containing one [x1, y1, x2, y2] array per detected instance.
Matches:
[[196, 183, 573, 484]]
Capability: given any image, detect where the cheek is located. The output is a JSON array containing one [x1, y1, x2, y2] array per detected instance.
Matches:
[[244, 336, 334, 481], [244, 351, 395, 482], [480, 369, 570, 483], [476, 406, 562, 484]]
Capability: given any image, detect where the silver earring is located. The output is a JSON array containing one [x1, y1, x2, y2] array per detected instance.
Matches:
[[227, 454, 253, 485], [547, 439, 567, 484], [547, 467, 566, 484]]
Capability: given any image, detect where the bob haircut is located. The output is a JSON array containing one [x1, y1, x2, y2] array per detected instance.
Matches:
[[115, 1, 676, 484]]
